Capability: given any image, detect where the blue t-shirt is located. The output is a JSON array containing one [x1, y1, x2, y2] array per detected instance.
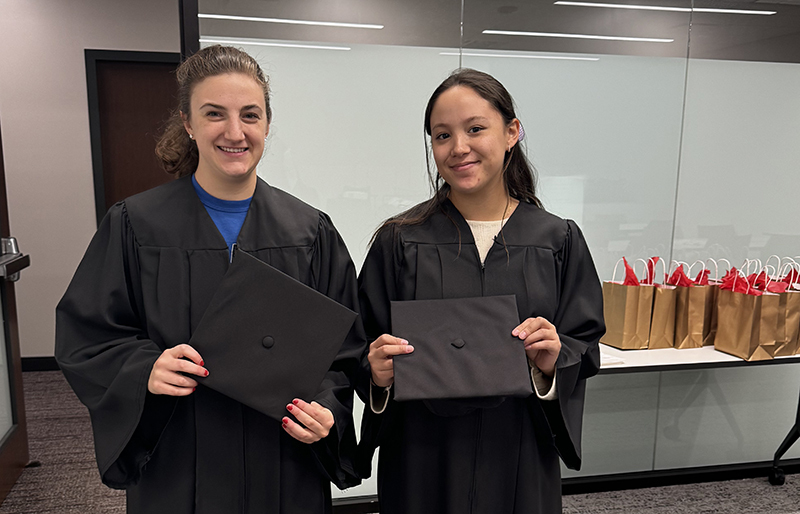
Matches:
[[191, 174, 252, 254]]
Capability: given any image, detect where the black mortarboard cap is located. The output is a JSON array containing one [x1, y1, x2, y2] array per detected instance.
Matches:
[[190, 249, 357, 421], [391, 295, 533, 401]]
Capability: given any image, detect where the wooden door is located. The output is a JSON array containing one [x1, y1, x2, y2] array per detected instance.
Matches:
[[85, 50, 181, 224]]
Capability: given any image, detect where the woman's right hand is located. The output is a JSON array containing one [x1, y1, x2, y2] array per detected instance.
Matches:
[[148, 344, 208, 396], [368, 334, 414, 388]]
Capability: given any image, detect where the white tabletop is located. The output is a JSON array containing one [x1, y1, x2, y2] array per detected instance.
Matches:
[[599, 343, 800, 373]]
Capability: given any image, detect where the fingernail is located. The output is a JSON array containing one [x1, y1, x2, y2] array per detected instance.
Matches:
[[406, 345, 414, 352], [512, 329, 519, 336], [292, 399, 299, 405], [204, 370, 209, 377], [520, 331, 527, 339], [200, 360, 205, 366], [192, 388, 196, 392], [400, 339, 409, 345], [282, 417, 289, 425], [287, 405, 293, 411]]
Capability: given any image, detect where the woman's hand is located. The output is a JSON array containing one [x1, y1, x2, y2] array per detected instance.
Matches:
[[282, 399, 334, 444], [368, 334, 414, 388], [147, 344, 208, 396], [512, 317, 561, 377]]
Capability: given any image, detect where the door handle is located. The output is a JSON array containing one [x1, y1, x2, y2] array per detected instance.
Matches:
[[1, 237, 29, 281]]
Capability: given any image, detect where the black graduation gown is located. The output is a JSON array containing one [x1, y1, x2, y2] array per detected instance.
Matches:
[[356, 199, 605, 514], [55, 175, 364, 514]]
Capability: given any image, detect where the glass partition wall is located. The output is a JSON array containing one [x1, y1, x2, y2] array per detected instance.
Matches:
[[197, 0, 800, 495], [198, 0, 800, 277]]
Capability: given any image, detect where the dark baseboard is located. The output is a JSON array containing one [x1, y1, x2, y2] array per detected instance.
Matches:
[[562, 459, 800, 495], [21, 357, 59, 372]]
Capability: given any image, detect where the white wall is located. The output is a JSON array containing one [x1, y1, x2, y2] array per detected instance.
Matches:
[[0, 0, 181, 357]]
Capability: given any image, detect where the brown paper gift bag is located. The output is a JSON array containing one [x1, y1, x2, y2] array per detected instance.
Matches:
[[642, 258, 676, 349], [648, 285, 677, 349], [699, 258, 729, 346], [674, 286, 712, 349], [773, 290, 800, 356], [771, 262, 800, 356], [667, 263, 711, 350], [600, 258, 654, 350], [601, 281, 654, 350], [702, 283, 720, 346], [715, 288, 778, 361]]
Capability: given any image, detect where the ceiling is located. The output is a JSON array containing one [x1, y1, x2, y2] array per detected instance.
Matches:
[[198, 0, 800, 62]]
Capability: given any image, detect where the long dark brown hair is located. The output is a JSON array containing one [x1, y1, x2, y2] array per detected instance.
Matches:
[[380, 68, 541, 234], [155, 45, 272, 177]]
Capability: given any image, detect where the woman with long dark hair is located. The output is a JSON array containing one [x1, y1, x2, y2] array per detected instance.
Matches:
[[357, 68, 605, 513], [56, 45, 363, 513]]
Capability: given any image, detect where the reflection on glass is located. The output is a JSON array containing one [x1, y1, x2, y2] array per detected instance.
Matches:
[[674, 1, 800, 270], [463, 0, 692, 58]]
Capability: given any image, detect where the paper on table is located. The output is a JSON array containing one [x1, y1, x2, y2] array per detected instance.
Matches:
[[600, 352, 626, 366]]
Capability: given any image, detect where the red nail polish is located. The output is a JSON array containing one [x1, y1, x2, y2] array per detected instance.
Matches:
[[200, 360, 204, 367], [192, 388, 196, 392], [287, 405, 293, 411], [204, 370, 209, 377], [282, 417, 289, 424], [292, 399, 299, 405]]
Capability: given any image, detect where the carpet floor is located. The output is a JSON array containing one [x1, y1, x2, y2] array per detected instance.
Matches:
[[1, 371, 798, 513]]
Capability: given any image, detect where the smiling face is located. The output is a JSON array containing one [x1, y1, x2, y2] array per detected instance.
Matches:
[[182, 72, 269, 197], [429, 86, 519, 207]]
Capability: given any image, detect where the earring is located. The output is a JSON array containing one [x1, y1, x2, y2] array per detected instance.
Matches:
[[188, 134, 194, 140]]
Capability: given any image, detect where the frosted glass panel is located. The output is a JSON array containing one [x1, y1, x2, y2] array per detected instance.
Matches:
[[0, 294, 12, 439], [562, 372, 660, 478], [655, 365, 800, 469], [673, 59, 800, 267]]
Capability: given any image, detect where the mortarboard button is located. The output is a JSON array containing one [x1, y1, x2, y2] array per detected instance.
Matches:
[[451, 338, 466, 349], [262, 336, 275, 349]]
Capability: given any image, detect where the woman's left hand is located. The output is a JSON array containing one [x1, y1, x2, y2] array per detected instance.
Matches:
[[282, 399, 334, 444], [512, 317, 561, 377]]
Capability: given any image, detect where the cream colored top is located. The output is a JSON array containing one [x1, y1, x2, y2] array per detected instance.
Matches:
[[465, 219, 507, 264]]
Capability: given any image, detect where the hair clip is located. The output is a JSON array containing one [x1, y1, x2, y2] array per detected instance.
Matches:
[[518, 124, 525, 142]]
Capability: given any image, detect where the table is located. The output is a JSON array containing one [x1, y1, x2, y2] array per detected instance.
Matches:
[[562, 345, 800, 486]]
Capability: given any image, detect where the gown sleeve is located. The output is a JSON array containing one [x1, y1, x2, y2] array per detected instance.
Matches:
[[353, 224, 401, 478], [539, 219, 605, 470], [307, 213, 367, 489], [55, 202, 178, 489]]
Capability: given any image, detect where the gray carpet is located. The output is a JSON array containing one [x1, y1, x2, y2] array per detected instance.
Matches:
[[1, 371, 798, 513], [1, 371, 124, 514]]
